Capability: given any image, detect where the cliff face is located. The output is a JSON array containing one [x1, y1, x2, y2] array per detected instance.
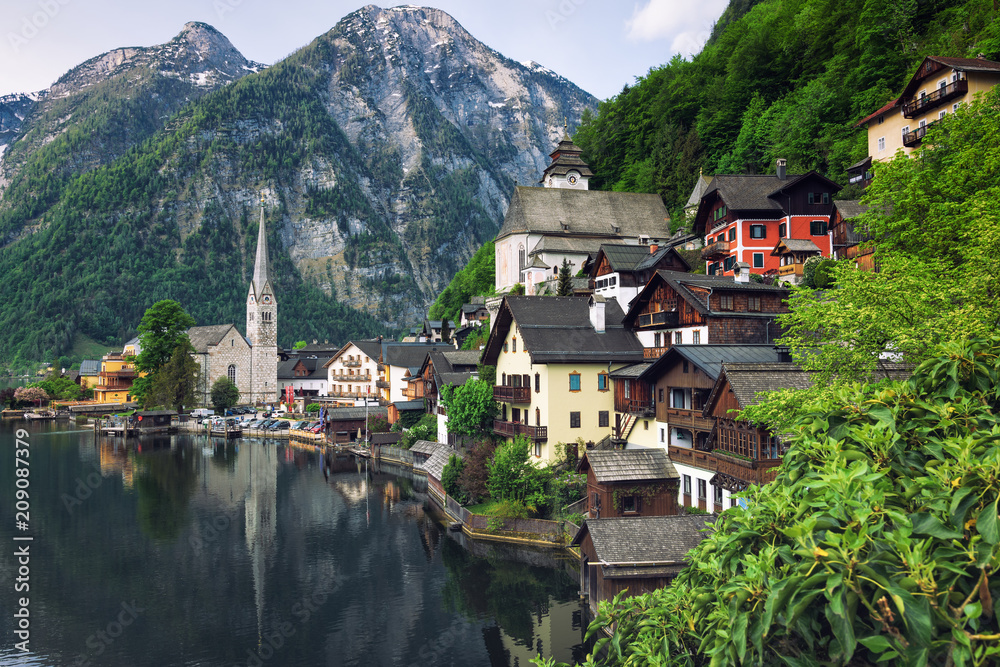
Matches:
[[0, 7, 597, 361]]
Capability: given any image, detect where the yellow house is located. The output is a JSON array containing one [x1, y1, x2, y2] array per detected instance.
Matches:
[[482, 295, 645, 465], [78, 359, 101, 390], [93, 349, 140, 404], [856, 56, 1000, 164]]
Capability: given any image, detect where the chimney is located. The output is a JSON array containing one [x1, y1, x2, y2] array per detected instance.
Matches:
[[589, 295, 606, 334], [733, 262, 751, 283], [649, 244, 659, 255], [776, 158, 787, 181]]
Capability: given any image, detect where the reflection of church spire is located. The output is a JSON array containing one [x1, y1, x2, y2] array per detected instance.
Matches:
[[244, 443, 277, 643]]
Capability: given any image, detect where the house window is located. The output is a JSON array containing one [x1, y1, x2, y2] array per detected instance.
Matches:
[[719, 295, 734, 311], [693, 331, 701, 344], [724, 256, 735, 271], [778, 223, 787, 238], [698, 479, 707, 500], [683, 475, 691, 495], [683, 360, 689, 373], [901, 125, 910, 139], [807, 192, 830, 205], [511, 337, 516, 353], [534, 373, 540, 393], [707, 263, 717, 275], [748, 296, 761, 312], [811, 220, 828, 236], [675, 332, 683, 345], [749, 224, 766, 239], [753, 252, 764, 268], [503, 342, 508, 353], [728, 227, 737, 242], [877, 137, 885, 152], [569, 373, 581, 392], [228, 365, 236, 384], [658, 388, 664, 403], [570, 412, 581, 428], [597, 373, 609, 391], [599, 411, 609, 427], [644, 420, 648, 430], [660, 428, 665, 443], [622, 495, 638, 513], [953, 103, 960, 112], [714, 485, 724, 505], [534, 442, 541, 457], [939, 110, 947, 119]]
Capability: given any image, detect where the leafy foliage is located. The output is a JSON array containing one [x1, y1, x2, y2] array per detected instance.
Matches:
[[486, 435, 551, 514], [399, 412, 437, 448], [428, 241, 496, 323], [442, 454, 466, 502], [441, 377, 498, 437], [15, 386, 49, 405], [458, 439, 495, 504], [541, 336, 1000, 667], [146, 340, 199, 412], [210, 377, 240, 412], [32, 375, 92, 401]]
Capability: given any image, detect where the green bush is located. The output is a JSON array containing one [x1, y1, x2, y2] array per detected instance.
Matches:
[[305, 403, 321, 413]]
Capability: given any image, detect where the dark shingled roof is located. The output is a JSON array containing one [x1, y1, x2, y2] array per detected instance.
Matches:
[[773, 238, 822, 254], [703, 175, 787, 215], [609, 362, 652, 379], [438, 371, 476, 387], [187, 324, 239, 353], [834, 200, 869, 220], [383, 343, 448, 369], [483, 296, 644, 365], [582, 449, 679, 483], [709, 362, 814, 412], [641, 345, 783, 382], [79, 360, 100, 376], [572, 515, 714, 571], [352, 339, 383, 360], [599, 244, 660, 272], [278, 356, 332, 380], [370, 432, 402, 446], [411, 440, 445, 457], [624, 271, 788, 326], [319, 406, 388, 421], [393, 400, 426, 411], [497, 186, 669, 241]]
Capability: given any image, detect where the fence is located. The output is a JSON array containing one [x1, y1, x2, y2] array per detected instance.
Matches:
[[375, 445, 414, 465]]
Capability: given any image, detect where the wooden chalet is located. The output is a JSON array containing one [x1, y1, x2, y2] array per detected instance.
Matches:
[[319, 405, 389, 444], [702, 362, 813, 494], [830, 200, 875, 271], [588, 243, 690, 309], [771, 238, 822, 284], [135, 411, 176, 432], [416, 349, 480, 416], [572, 515, 713, 614], [578, 449, 680, 519], [623, 270, 789, 359]]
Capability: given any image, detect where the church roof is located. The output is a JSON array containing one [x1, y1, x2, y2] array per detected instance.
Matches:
[[497, 186, 670, 241], [252, 201, 271, 299], [187, 324, 239, 353]]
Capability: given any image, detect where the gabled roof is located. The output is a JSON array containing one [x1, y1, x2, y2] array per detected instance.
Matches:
[[483, 296, 644, 365], [530, 235, 616, 256], [704, 362, 813, 416], [901, 56, 1000, 99], [854, 97, 902, 127], [593, 243, 691, 275], [411, 440, 445, 457], [322, 406, 388, 421], [571, 515, 713, 572], [497, 186, 670, 241], [767, 171, 841, 199], [685, 173, 714, 210], [392, 400, 426, 411], [623, 271, 788, 326], [370, 432, 402, 446], [383, 342, 448, 369], [187, 324, 240, 353], [833, 200, 869, 221], [580, 449, 679, 483], [79, 360, 100, 376], [609, 362, 652, 379], [772, 238, 822, 255], [278, 356, 332, 380], [639, 345, 783, 383]]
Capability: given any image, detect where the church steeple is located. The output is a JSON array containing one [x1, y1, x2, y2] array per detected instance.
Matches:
[[540, 127, 593, 190], [252, 196, 270, 299]]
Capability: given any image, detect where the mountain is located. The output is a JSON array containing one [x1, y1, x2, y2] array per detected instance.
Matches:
[[0, 6, 596, 364], [0, 92, 40, 160], [572, 0, 1000, 217]]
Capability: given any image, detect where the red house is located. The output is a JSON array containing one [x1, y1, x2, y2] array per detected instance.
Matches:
[[694, 159, 841, 276]]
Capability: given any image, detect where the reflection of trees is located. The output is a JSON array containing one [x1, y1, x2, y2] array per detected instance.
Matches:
[[439, 538, 576, 647], [135, 443, 198, 540]]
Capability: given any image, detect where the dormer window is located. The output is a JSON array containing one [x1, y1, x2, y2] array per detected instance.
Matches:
[[639, 235, 650, 245]]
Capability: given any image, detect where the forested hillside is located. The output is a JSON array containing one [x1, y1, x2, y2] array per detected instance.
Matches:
[[574, 0, 1000, 218]]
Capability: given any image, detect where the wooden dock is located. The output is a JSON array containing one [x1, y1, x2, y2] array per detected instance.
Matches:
[[209, 426, 242, 439]]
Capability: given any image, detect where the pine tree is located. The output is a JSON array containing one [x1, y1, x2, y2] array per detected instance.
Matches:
[[556, 259, 573, 296]]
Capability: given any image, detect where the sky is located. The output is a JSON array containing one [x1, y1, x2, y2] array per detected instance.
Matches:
[[0, 0, 728, 100]]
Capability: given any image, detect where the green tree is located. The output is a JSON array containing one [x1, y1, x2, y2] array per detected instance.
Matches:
[[441, 454, 466, 502], [556, 259, 573, 296], [441, 378, 498, 437], [210, 376, 240, 413], [305, 402, 321, 413], [544, 336, 1000, 667], [146, 340, 199, 412], [133, 300, 196, 404], [293, 340, 307, 350]]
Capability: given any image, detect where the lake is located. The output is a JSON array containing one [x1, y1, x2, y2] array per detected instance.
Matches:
[[0, 420, 592, 666]]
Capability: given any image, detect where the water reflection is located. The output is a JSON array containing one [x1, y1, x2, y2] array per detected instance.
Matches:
[[0, 423, 590, 666]]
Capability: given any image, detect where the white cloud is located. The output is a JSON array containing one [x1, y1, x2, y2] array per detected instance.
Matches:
[[624, 0, 728, 57]]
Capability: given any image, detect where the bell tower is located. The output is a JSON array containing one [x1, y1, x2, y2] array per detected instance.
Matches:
[[247, 196, 278, 404], [540, 123, 593, 190]]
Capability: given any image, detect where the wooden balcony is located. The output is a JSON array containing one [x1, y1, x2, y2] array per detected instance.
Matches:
[[664, 407, 714, 432], [715, 452, 782, 486], [327, 391, 365, 398], [902, 124, 931, 147], [403, 386, 423, 399], [342, 359, 362, 367], [624, 399, 655, 417], [902, 78, 967, 117], [375, 380, 390, 389], [493, 385, 531, 403], [778, 263, 804, 277], [644, 346, 669, 359], [492, 419, 547, 441], [636, 310, 679, 329], [701, 240, 730, 260], [99, 370, 136, 379], [667, 445, 717, 472], [331, 373, 370, 382]]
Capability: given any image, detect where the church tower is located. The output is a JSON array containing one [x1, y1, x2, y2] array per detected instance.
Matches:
[[540, 125, 593, 190], [247, 197, 278, 404]]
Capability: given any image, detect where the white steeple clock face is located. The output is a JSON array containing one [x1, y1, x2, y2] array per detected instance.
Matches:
[[567, 171, 579, 186]]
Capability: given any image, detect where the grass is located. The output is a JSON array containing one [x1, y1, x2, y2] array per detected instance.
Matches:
[[70, 333, 115, 361], [464, 500, 501, 515]]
